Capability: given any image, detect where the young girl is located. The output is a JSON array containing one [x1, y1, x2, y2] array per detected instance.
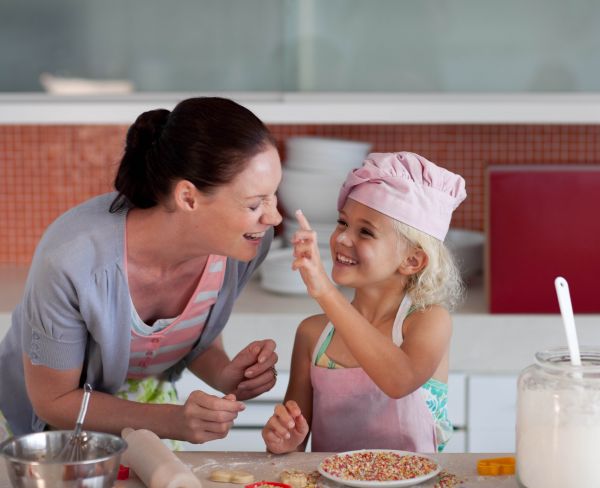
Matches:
[[262, 151, 466, 453]]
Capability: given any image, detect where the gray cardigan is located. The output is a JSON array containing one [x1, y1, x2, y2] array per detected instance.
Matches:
[[0, 193, 272, 435]]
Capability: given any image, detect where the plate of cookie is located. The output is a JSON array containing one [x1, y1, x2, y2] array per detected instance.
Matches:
[[318, 449, 441, 487]]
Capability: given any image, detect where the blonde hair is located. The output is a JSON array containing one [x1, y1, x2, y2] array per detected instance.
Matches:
[[393, 221, 464, 311]]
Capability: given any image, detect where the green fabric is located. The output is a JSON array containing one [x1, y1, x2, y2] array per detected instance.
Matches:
[[115, 377, 178, 404], [115, 378, 181, 450], [421, 378, 453, 452], [314, 326, 335, 367], [0, 408, 12, 442]]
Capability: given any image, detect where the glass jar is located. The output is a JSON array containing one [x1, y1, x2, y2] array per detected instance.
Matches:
[[516, 347, 600, 488]]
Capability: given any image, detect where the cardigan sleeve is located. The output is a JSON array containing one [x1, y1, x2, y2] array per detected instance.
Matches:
[[19, 252, 89, 370]]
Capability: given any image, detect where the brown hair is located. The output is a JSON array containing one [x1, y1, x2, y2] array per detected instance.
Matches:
[[110, 97, 276, 212]]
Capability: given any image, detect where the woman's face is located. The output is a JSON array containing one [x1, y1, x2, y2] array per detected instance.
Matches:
[[329, 198, 410, 289], [193, 144, 283, 261]]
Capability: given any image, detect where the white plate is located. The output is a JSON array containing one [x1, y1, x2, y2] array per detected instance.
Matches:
[[318, 449, 441, 488]]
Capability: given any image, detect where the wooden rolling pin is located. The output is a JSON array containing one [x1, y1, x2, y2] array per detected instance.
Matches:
[[121, 428, 202, 488]]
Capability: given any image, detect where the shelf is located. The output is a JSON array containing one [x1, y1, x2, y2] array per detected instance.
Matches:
[[2, 93, 600, 124]]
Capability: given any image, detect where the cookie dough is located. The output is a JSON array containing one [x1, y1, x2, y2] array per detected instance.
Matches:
[[209, 469, 255, 484], [230, 471, 255, 484], [209, 469, 233, 482], [280, 469, 308, 488]]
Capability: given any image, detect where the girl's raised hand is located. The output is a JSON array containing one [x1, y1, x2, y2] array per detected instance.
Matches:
[[262, 400, 309, 454], [292, 209, 335, 298]]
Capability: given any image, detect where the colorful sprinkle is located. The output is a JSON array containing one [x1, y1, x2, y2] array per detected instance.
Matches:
[[434, 470, 464, 487], [320, 451, 438, 482]]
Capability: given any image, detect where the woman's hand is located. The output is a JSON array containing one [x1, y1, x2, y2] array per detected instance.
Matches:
[[262, 400, 309, 454], [220, 339, 278, 401], [180, 391, 245, 444], [292, 210, 336, 299]]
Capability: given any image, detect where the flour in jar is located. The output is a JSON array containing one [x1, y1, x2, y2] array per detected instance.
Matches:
[[517, 387, 600, 488]]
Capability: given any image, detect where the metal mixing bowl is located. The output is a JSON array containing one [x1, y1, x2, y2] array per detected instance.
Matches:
[[0, 430, 127, 488]]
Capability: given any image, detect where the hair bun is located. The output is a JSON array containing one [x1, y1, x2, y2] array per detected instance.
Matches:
[[126, 108, 170, 153]]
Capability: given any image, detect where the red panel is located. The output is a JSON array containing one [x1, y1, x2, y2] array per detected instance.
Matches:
[[488, 166, 600, 313]]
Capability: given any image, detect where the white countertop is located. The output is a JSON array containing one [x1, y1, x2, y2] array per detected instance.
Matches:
[[2, 92, 600, 124], [2, 266, 599, 375]]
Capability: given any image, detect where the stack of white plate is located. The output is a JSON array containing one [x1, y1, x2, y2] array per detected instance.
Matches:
[[278, 136, 372, 228], [260, 136, 371, 295], [285, 136, 372, 175]]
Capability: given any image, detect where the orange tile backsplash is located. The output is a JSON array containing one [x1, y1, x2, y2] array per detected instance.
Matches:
[[1, 123, 599, 265]]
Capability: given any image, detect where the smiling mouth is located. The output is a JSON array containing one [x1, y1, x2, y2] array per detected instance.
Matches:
[[336, 253, 358, 265], [244, 231, 265, 241]]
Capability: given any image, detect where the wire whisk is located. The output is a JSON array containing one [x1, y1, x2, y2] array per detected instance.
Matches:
[[53, 383, 92, 462]]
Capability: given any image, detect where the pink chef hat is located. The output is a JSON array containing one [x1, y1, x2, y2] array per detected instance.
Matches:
[[337, 152, 467, 241]]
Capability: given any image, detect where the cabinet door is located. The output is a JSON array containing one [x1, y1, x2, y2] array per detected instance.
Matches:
[[175, 370, 221, 398], [443, 430, 466, 453], [467, 374, 518, 452], [175, 370, 290, 403], [447, 372, 466, 428], [181, 428, 266, 452]]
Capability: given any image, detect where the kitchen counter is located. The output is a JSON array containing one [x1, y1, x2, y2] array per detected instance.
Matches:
[[2, 92, 600, 124], [0, 451, 517, 488]]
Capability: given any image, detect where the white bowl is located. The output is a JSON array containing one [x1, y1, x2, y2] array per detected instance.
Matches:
[[260, 247, 334, 295], [285, 156, 362, 176], [278, 168, 347, 223], [282, 218, 336, 247], [445, 229, 485, 281], [285, 136, 371, 174]]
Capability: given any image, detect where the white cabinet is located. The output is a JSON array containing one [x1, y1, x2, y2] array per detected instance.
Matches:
[[443, 430, 466, 453], [447, 373, 466, 428], [467, 374, 518, 453], [181, 429, 265, 452], [444, 372, 467, 453]]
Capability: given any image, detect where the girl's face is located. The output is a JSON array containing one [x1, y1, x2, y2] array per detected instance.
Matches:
[[190, 144, 283, 261], [329, 198, 411, 289]]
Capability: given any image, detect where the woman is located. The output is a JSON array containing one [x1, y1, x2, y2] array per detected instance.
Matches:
[[0, 97, 282, 444]]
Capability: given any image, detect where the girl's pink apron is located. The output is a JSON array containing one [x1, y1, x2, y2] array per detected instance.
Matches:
[[309, 297, 437, 452]]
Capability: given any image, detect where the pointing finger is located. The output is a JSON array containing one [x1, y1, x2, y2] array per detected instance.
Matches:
[[295, 209, 312, 231]]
